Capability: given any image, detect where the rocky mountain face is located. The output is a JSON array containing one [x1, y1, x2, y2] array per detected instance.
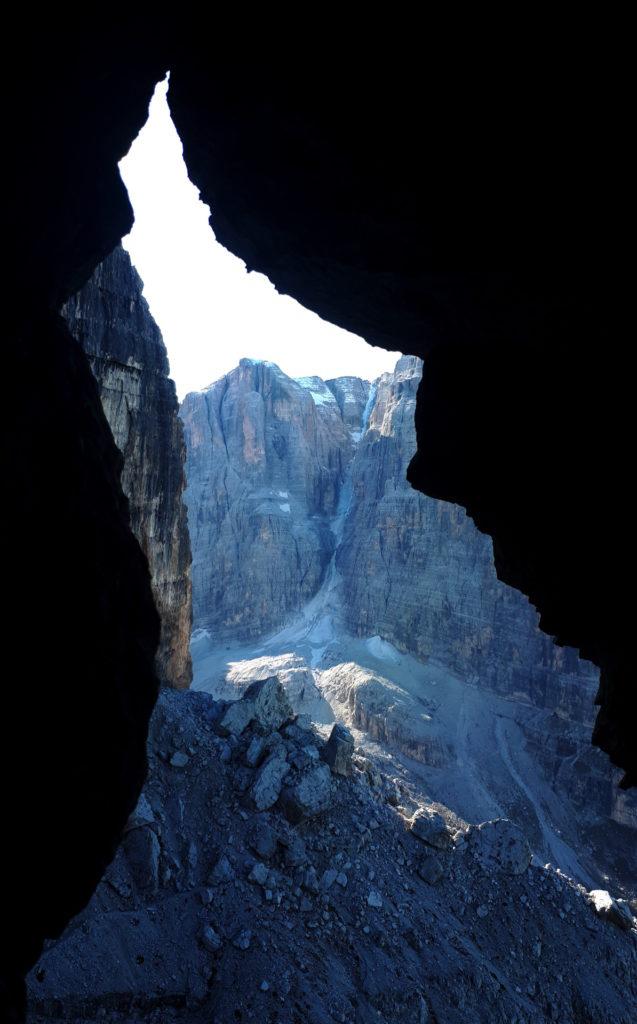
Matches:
[[63, 246, 192, 689], [180, 361, 365, 640], [338, 356, 599, 725], [184, 355, 596, 721]]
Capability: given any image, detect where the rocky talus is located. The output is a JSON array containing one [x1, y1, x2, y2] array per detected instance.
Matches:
[[63, 246, 192, 688], [180, 361, 365, 640], [27, 684, 637, 1024]]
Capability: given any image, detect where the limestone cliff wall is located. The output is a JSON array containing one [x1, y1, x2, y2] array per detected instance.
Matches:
[[63, 246, 192, 689], [338, 356, 598, 722], [180, 360, 358, 640]]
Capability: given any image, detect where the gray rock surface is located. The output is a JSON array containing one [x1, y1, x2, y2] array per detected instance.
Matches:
[[188, 356, 635, 895], [63, 246, 192, 688], [467, 818, 533, 875], [321, 722, 355, 776], [410, 808, 453, 850], [180, 360, 362, 640], [251, 753, 290, 811], [338, 356, 598, 725], [27, 689, 637, 1024]]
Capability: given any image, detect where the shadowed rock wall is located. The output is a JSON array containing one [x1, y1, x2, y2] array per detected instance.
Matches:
[[339, 357, 599, 722], [63, 246, 192, 689]]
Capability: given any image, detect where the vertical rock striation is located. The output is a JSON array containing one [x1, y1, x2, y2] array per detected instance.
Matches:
[[338, 356, 598, 722], [180, 360, 360, 640], [63, 246, 192, 689]]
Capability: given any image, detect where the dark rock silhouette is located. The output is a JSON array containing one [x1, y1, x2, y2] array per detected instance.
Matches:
[[63, 246, 192, 689]]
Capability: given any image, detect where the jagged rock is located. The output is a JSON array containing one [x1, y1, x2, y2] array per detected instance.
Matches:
[[245, 735, 266, 768], [467, 819, 532, 875], [210, 854, 234, 885], [248, 861, 270, 886], [181, 359, 360, 641], [337, 356, 597, 725], [26, 690, 637, 1024], [123, 827, 160, 893], [302, 866, 320, 893], [124, 792, 155, 832], [218, 700, 256, 738], [219, 677, 292, 737], [321, 723, 354, 776], [64, 245, 192, 689], [588, 890, 635, 931], [325, 376, 371, 431], [321, 869, 338, 891], [410, 809, 453, 851], [200, 924, 222, 952], [251, 754, 291, 811], [281, 764, 332, 823], [249, 823, 278, 861], [417, 852, 444, 885], [245, 677, 293, 731], [282, 836, 307, 868]]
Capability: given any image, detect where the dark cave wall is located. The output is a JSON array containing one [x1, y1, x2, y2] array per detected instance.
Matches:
[[2, 39, 168, 1022], [63, 246, 193, 690], [2, 312, 161, 1021]]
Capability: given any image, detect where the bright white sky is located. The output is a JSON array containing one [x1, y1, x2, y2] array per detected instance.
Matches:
[[119, 79, 400, 400]]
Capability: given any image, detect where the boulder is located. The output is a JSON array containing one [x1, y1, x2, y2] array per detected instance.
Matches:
[[209, 854, 234, 885], [219, 677, 292, 737], [245, 735, 266, 768], [124, 792, 155, 832], [200, 924, 223, 953], [467, 818, 532, 875], [248, 823, 278, 861], [588, 890, 635, 931], [321, 722, 354, 776], [281, 764, 332, 823], [410, 808, 453, 851], [251, 754, 291, 811], [123, 827, 160, 893]]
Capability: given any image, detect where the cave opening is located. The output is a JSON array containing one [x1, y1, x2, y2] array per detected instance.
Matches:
[[68, 74, 632, 895], [118, 76, 400, 400], [68, 74, 636, 901], [11, 51, 636, 1024]]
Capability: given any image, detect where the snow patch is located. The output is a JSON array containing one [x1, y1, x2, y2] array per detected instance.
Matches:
[[295, 376, 337, 406], [366, 635, 402, 664], [279, 503, 291, 513]]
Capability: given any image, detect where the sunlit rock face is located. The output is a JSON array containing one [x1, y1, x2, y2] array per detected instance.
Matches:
[[180, 360, 364, 640], [338, 356, 599, 722], [63, 246, 192, 689]]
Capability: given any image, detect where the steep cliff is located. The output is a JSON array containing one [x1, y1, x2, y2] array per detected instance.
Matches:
[[186, 355, 596, 724], [338, 356, 599, 723], [63, 246, 192, 689], [180, 360, 361, 640]]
